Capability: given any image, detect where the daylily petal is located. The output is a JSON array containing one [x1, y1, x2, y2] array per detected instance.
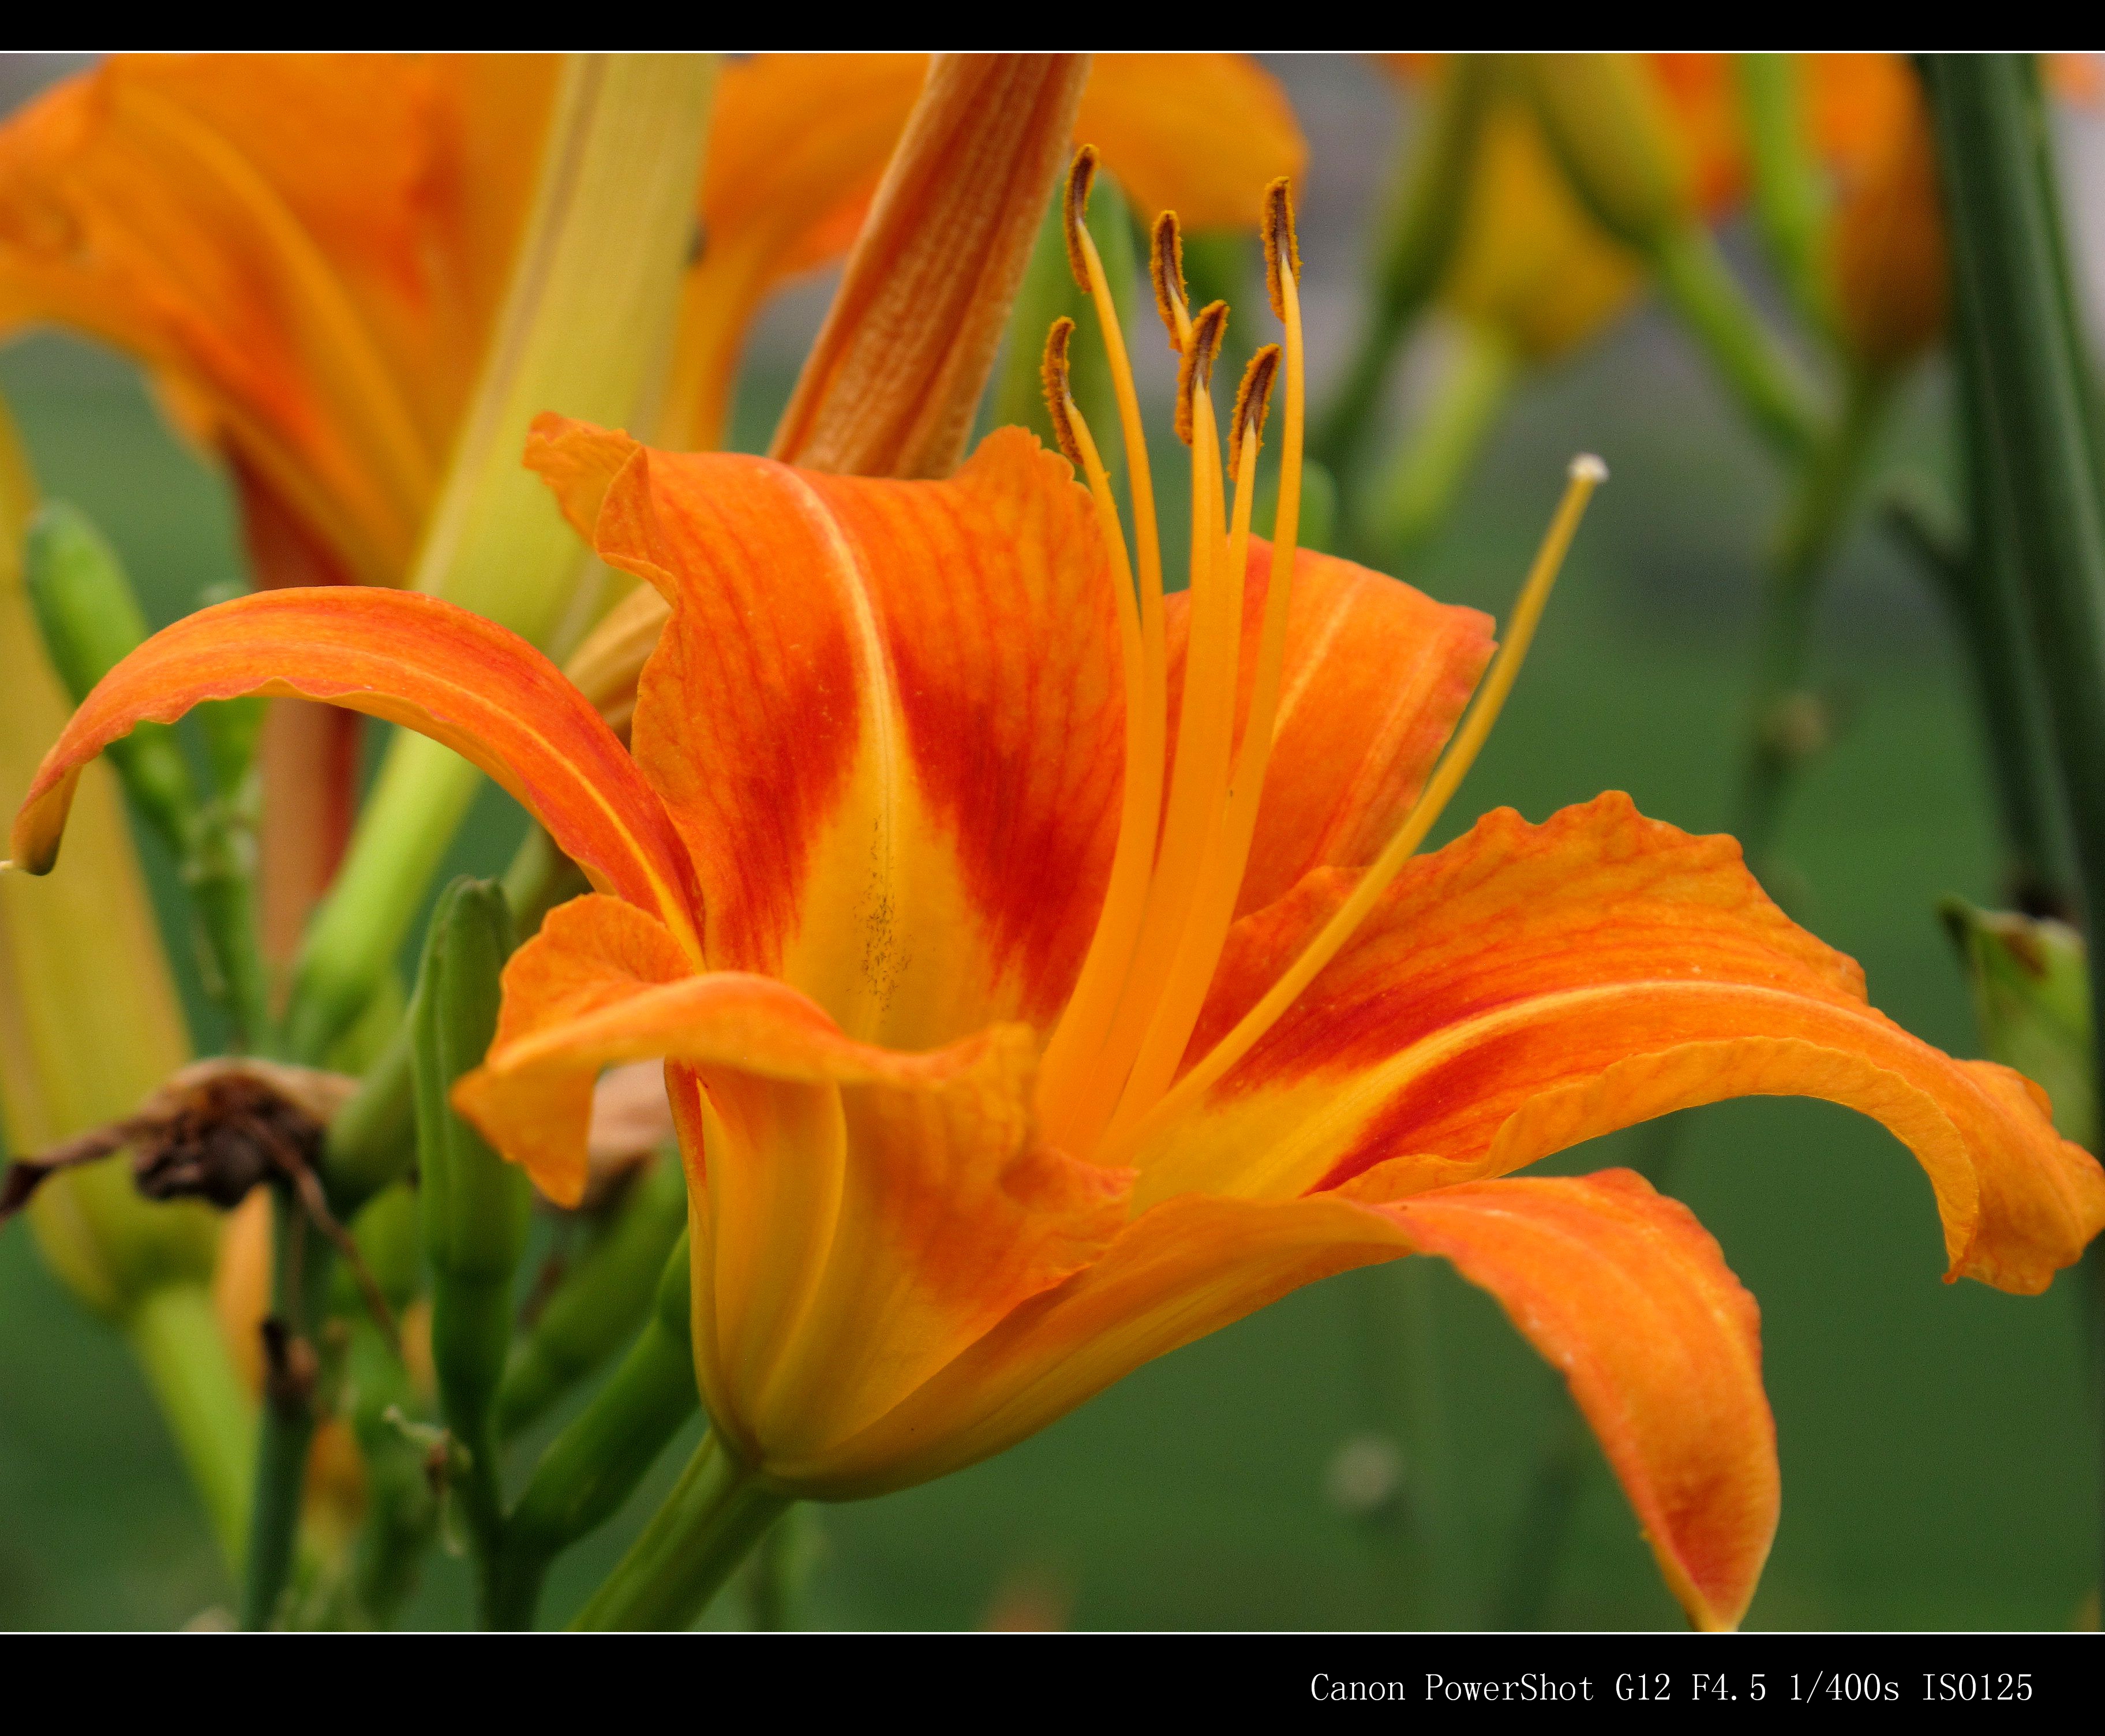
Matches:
[[528, 417, 1125, 1048], [1163, 537, 1495, 919], [451, 941, 1130, 1461], [1143, 795, 2105, 1293], [7, 588, 701, 955], [821, 1166, 1774, 1629], [0, 54, 559, 588], [1073, 55, 1304, 229]]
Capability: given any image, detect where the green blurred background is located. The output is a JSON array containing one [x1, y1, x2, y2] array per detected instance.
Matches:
[[1, 54, 2099, 1629]]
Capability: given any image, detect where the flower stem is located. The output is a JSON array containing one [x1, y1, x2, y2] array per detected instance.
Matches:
[[1312, 59, 1489, 485], [493, 1234, 698, 1628], [238, 1187, 332, 1629], [1733, 369, 1890, 884], [1652, 224, 1824, 467], [125, 1282, 257, 1576], [1926, 50, 2105, 1609], [1364, 323, 1517, 566], [570, 1434, 789, 1631], [1735, 55, 1836, 348]]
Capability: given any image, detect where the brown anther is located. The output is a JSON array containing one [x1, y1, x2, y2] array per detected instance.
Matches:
[[1041, 316, 1084, 466], [1229, 345, 1282, 478], [1062, 146, 1099, 294], [1263, 177, 1301, 320], [1175, 300, 1230, 446], [1150, 211, 1188, 351]]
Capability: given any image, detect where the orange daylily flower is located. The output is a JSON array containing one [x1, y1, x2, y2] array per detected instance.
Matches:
[[12, 185, 2102, 1636]]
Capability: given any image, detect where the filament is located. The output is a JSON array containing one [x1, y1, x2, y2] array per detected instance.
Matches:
[[1100, 454, 1608, 1165]]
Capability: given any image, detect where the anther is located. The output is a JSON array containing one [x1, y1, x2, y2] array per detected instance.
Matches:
[[1174, 300, 1229, 447], [1262, 177, 1301, 320], [1150, 211, 1188, 351], [1062, 147, 1099, 294], [1041, 317, 1084, 466], [1229, 345, 1281, 478]]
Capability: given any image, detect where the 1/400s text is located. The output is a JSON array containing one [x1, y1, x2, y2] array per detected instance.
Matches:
[[1309, 1672, 2035, 1704]]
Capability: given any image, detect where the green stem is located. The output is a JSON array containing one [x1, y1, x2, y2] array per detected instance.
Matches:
[[497, 1157, 686, 1439], [570, 1432, 789, 1631], [1365, 324, 1518, 566], [494, 1234, 697, 1628], [1736, 54, 1835, 347], [182, 804, 272, 1054], [319, 825, 580, 1218], [125, 1282, 257, 1576], [238, 1186, 332, 1629], [1358, 1259, 1461, 1626], [1733, 370, 1890, 880], [1927, 51, 2105, 1608], [1883, 477, 2069, 913], [286, 737, 481, 1065], [1652, 224, 1825, 466], [1312, 58, 1489, 482]]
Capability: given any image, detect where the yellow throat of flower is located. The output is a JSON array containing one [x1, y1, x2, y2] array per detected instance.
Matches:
[[1035, 148, 1605, 1165]]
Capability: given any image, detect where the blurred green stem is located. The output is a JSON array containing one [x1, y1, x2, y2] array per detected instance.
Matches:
[[498, 1234, 699, 1628], [570, 1432, 789, 1630], [286, 738, 481, 1064], [1366, 324, 1517, 567], [1736, 55, 1834, 346], [1313, 59, 1489, 484], [1653, 225, 1823, 466], [238, 1190, 331, 1629], [1927, 51, 2105, 1604], [1369, 1259, 1462, 1626], [1734, 369, 1890, 881], [126, 1283, 257, 1574], [497, 1157, 686, 1439]]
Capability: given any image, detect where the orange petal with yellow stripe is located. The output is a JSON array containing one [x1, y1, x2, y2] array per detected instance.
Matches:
[[1140, 795, 2105, 1293], [450, 913, 1130, 1461], [529, 417, 1125, 1050], [1161, 538, 1495, 919], [821, 1165, 1774, 1628], [0, 54, 559, 587], [6, 588, 702, 955]]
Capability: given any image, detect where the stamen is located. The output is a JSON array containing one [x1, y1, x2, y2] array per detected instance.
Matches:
[[1061, 304, 1240, 1152], [1228, 345, 1280, 484], [1062, 147, 1099, 293], [1102, 454, 1608, 1164], [1107, 360, 1268, 1126], [1035, 383, 1166, 1143], [1175, 300, 1228, 448], [1150, 210, 1190, 351], [1035, 150, 1174, 1139], [1262, 176, 1301, 320], [1041, 316, 1084, 466]]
